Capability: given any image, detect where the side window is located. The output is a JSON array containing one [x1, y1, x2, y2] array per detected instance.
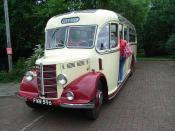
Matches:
[[129, 28, 136, 42], [110, 24, 118, 48], [119, 24, 123, 39], [124, 27, 129, 41], [97, 24, 109, 50]]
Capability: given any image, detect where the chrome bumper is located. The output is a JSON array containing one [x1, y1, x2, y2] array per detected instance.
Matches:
[[60, 102, 95, 109]]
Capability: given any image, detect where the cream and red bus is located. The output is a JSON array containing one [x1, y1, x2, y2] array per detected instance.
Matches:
[[18, 9, 137, 119]]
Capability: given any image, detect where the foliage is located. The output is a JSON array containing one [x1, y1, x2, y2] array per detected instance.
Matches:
[[165, 34, 175, 58], [0, 58, 26, 82], [106, 0, 150, 48], [0, 0, 150, 63], [25, 44, 44, 70], [1, 0, 175, 74], [143, 0, 175, 56], [0, 45, 43, 83], [2, 0, 175, 82]]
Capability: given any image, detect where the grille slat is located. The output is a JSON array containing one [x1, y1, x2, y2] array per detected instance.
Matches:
[[37, 64, 57, 98], [43, 72, 56, 78], [43, 70, 56, 73], [38, 77, 57, 80], [44, 79, 57, 85]]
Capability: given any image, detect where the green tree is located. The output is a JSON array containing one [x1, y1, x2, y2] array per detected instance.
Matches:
[[0, 0, 151, 66], [143, 0, 175, 56], [165, 34, 175, 58], [65, 0, 150, 49]]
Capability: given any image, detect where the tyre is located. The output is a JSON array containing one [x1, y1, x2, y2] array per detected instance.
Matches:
[[25, 101, 41, 109], [86, 81, 103, 120]]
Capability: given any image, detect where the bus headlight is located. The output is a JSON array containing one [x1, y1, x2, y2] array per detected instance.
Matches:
[[66, 91, 74, 101], [25, 71, 36, 81], [57, 74, 67, 85]]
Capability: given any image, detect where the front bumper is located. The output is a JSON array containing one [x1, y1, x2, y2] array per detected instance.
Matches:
[[60, 103, 95, 109], [18, 91, 94, 109]]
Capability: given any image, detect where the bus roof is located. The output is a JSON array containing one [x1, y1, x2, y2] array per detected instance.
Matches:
[[46, 9, 134, 30]]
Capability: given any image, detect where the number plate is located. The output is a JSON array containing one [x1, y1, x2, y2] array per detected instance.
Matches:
[[33, 98, 52, 106]]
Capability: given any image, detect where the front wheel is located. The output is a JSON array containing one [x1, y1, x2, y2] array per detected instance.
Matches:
[[86, 81, 103, 120]]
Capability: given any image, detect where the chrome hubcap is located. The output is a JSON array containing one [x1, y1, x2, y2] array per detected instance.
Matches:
[[98, 91, 103, 106]]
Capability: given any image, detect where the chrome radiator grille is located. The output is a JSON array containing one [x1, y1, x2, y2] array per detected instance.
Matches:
[[37, 64, 57, 98]]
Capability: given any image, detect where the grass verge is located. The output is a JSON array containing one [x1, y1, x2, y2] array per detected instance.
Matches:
[[137, 51, 175, 61], [0, 58, 26, 83]]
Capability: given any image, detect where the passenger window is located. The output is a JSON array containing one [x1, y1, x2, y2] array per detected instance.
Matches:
[[124, 27, 129, 41], [119, 24, 123, 39], [110, 24, 118, 48], [97, 24, 109, 50], [129, 28, 136, 42]]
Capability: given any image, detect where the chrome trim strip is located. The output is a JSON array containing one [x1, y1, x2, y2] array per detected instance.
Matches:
[[38, 77, 56, 80], [38, 84, 57, 87], [43, 70, 56, 73], [44, 91, 57, 93], [96, 48, 120, 55], [44, 84, 57, 87], [40, 63, 45, 96], [60, 103, 95, 109]]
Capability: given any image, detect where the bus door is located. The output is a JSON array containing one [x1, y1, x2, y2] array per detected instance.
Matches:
[[123, 25, 131, 79], [118, 24, 130, 83], [96, 22, 120, 94]]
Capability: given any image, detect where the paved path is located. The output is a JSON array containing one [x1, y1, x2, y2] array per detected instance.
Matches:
[[0, 83, 18, 97], [0, 61, 175, 131]]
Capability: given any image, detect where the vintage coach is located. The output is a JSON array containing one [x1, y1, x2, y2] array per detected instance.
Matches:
[[18, 9, 137, 119]]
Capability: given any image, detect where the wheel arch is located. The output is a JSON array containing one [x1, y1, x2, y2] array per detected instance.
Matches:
[[62, 72, 109, 103]]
